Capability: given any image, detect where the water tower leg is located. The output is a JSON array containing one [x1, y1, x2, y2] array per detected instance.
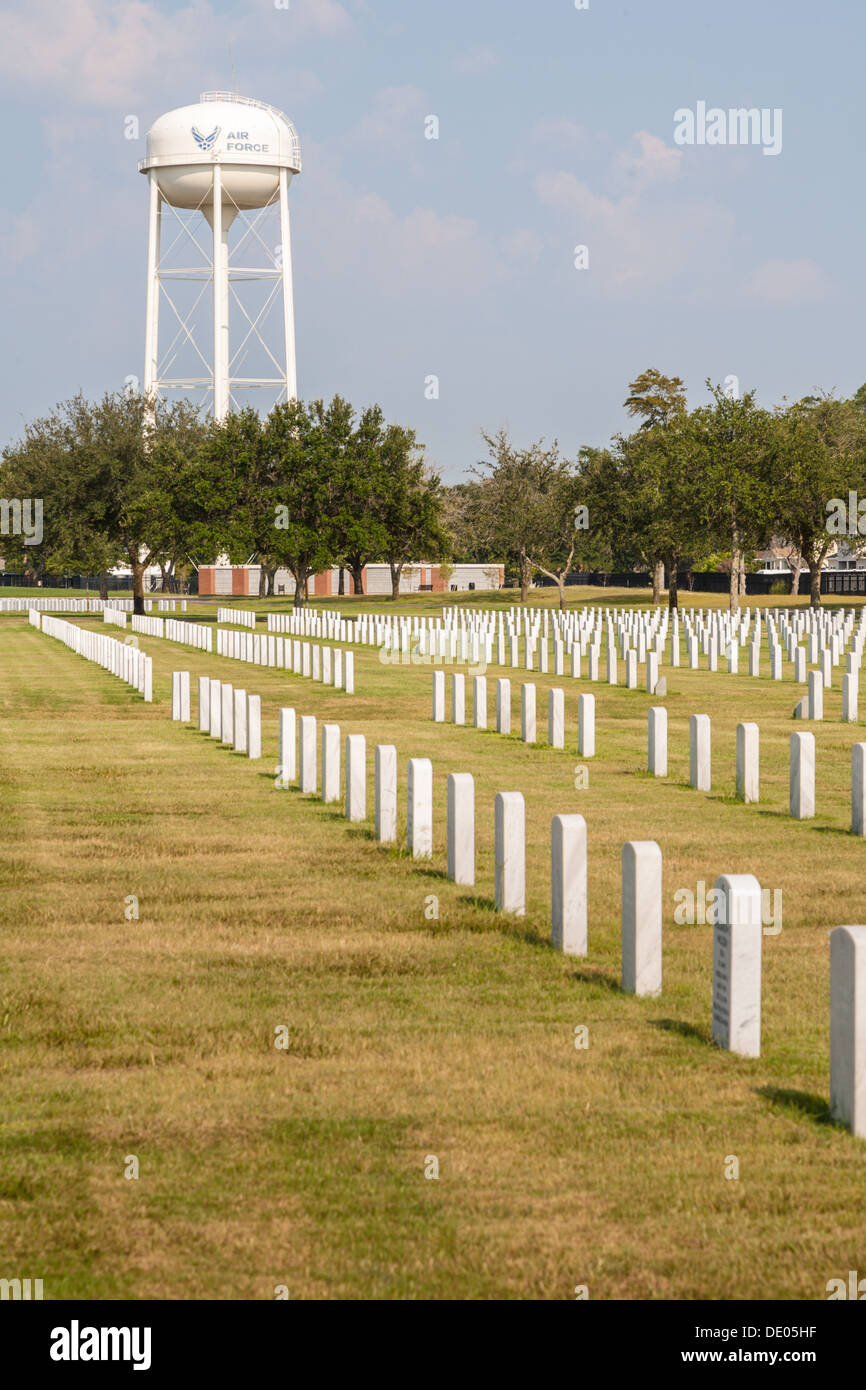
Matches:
[[279, 167, 297, 402], [143, 170, 161, 399], [212, 165, 230, 420]]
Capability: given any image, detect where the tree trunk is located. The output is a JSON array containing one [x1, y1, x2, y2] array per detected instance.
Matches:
[[738, 554, 747, 596], [789, 556, 802, 596], [652, 559, 664, 605], [810, 563, 822, 609], [729, 549, 741, 614], [350, 563, 364, 597], [519, 551, 530, 605], [132, 560, 147, 616], [338, 567, 345, 596], [99, 571, 108, 602], [668, 566, 679, 612], [258, 565, 268, 598], [557, 576, 566, 612]]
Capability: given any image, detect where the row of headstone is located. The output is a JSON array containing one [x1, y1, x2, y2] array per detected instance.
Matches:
[[32, 611, 152, 700], [216, 607, 257, 629], [165, 618, 212, 652], [431, 672, 596, 755], [103, 607, 127, 628], [195, 676, 261, 757], [792, 667, 860, 722], [215, 628, 354, 692], [178, 672, 866, 1141], [156, 599, 187, 611], [133, 612, 211, 652], [371, 603, 866, 714], [132, 614, 166, 640], [5, 596, 153, 614], [267, 608, 356, 643]]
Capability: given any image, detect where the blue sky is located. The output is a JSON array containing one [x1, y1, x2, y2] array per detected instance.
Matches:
[[0, 0, 863, 481]]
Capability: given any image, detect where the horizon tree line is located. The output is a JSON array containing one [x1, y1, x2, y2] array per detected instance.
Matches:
[[3, 370, 866, 612]]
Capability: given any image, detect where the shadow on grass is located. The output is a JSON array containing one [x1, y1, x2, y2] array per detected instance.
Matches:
[[756, 1085, 834, 1125], [752, 809, 852, 837], [570, 964, 622, 993], [650, 1017, 712, 1046]]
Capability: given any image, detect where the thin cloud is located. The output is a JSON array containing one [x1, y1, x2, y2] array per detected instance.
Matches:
[[452, 46, 498, 76], [743, 258, 829, 305]]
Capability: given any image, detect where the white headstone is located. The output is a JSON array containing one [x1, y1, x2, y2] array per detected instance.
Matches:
[[843, 672, 858, 723], [551, 814, 587, 956], [790, 730, 815, 819], [209, 679, 222, 739], [408, 757, 433, 858], [794, 647, 806, 683], [299, 715, 317, 793], [432, 670, 445, 722], [452, 673, 465, 726], [198, 676, 210, 733], [736, 722, 759, 803], [712, 873, 762, 1057], [279, 708, 296, 784], [689, 713, 711, 791], [548, 688, 565, 749], [473, 676, 487, 730], [345, 733, 366, 821], [221, 683, 234, 744], [521, 683, 536, 744], [621, 840, 662, 997], [646, 651, 658, 693], [830, 924, 866, 1138], [233, 688, 247, 752], [375, 744, 397, 843], [447, 772, 475, 886], [496, 677, 511, 735], [852, 744, 866, 837], [648, 706, 667, 776], [495, 791, 525, 915], [808, 669, 823, 720], [578, 692, 595, 757], [821, 648, 832, 688], [247, 694, 261, 759]]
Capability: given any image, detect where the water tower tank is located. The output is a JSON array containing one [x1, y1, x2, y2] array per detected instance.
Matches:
[[142, 93, 301, 226], [139, 93, 302, 417]]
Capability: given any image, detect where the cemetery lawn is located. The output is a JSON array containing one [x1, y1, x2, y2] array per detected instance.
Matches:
[[1, 601, 865, 1300]]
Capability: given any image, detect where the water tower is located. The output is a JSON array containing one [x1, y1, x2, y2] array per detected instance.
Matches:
[[139, 92, 301, 418]]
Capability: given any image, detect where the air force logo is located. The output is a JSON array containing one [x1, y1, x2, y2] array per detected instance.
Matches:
[[192, 125, 220, 152]]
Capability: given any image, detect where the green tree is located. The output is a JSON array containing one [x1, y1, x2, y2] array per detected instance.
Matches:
[[772, 395, 866, 608]]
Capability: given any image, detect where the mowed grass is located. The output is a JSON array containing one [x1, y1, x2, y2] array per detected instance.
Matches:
[[2, 602, 866, 1301]]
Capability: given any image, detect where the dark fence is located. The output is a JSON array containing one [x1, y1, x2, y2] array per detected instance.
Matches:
[[528, 569, 863, 597], [0, 572, 199, 595]]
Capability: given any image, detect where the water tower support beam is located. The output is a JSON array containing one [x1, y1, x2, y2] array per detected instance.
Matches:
[[279, 167, 297, 401], [143, 170, 161, 399], [212, 164, 230, 420]]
